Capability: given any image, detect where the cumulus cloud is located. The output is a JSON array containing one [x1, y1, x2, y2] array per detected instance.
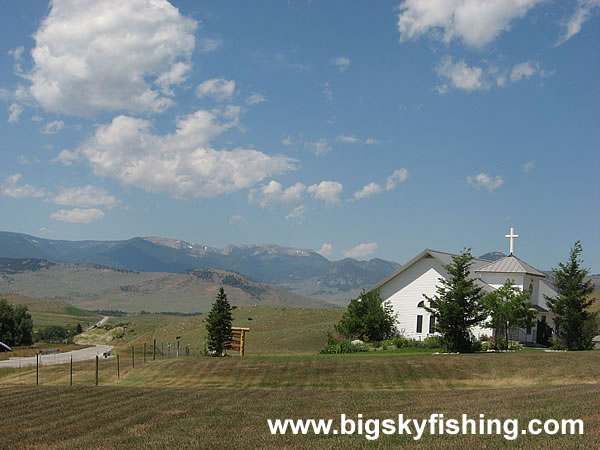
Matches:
[[53, 149, 79, 166], [436, 56, 487, 92], [386, 168, 409, 191], [467, 173, 503, 191], [331, 56, 351, 72], [354, 182, 382, 200], [344, 242, 377, 259], [25, 0, 197, 116], [317, 243, 333, 258], [557, 0, 600, 45], [52, 185, 117, 208], [73, 108, 295, 198], [228, 215, 245, 225], [8, 103, 23, 123], [305, 139, 331, 156], [50, 207, 104, 224], [397, 0, 544, 48], [285, 205, 305, 223], [336, 135, 360, 144], [522, 161, 535, 172], [307, 181, 343, 205], [249, 180, 306, 208], [1, 174, 45, 199], [246, 92, 266, 105], [195, 78, 236, 101], [41, 120, 64, 134]]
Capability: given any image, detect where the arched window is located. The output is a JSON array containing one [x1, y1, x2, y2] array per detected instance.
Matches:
[[417, 300, 425, 308]]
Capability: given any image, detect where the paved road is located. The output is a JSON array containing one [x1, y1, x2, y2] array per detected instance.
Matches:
[[0, 344, 114, 369], [86, 316, 110, 331]]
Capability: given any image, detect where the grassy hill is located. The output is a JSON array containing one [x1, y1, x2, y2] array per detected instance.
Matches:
[[0, 263, 335, 313], [75, 306, 345, 355], [0, 293, 101, 329]]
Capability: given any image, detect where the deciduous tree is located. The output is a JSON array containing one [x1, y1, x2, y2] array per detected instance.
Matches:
[[335, 289, 397, 342]]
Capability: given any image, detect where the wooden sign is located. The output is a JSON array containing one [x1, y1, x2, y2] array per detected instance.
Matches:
[[224, 327, 250, 356]]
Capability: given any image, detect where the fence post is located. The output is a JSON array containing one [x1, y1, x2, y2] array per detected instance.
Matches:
[[95, 355, 99, 386], [132, 346, 135, 368], [144, 342, 146, 363], [36, 353, 39, 386], [161, 342, 164, 359], [117, 354, 120, 379], [153, 339, 156, 361], [70, 354, 73, 386], [177, 340, 179, 358]]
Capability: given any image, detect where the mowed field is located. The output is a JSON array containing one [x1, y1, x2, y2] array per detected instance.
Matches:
[[1, 303, 600, 448]]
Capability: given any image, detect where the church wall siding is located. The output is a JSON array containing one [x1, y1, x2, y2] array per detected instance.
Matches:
[[379, 257, 445, 339]]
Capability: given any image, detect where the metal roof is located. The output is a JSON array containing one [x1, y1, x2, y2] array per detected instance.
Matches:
[[475, 255, 546, 277], [0, 342, 12, 352], [370, 249, 494, 292], [532, 305, 549, 313]]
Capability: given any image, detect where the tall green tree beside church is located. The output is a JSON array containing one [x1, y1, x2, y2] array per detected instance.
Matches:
[[424, 250, 487, 353], [547, 241, 596, 350], [205, 287, 233, 356]]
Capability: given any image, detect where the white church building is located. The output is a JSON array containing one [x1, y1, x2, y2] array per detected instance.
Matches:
[[372, 229, 556, 345]]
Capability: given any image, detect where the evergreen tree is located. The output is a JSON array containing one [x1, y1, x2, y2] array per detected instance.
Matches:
[[205, 287, 233, 356], [547, 241, 596, 350], [335, 289, 397, 342], [424, 249, 487, 353], [483, 280, 536, 350]]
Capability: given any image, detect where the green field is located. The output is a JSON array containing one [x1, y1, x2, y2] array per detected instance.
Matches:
[[2, 303, 600, 448], [0, 293, 101, 329]]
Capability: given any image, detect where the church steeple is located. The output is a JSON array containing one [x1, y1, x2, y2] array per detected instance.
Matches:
[[505, 227, 519, 255]]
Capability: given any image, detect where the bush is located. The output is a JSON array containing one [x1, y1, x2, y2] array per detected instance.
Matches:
[[319, 339, 369, 354], [423, 336, 442, 349], [481, 336, 507, 351], [335, 290, 398, 342], [392, 335, 409, 348], [471, 340, 483, 352]]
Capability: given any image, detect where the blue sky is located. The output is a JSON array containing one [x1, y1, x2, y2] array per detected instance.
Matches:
[[0, 0, 598, 271]]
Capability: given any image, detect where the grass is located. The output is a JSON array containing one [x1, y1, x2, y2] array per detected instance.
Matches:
[[0, 293, 101, 329]]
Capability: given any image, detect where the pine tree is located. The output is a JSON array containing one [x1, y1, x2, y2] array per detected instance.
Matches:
[[205, 287, 233, 356], [424, 249, 487, 352], [547, 241, 596, 350], [482, 280, 536, 350]]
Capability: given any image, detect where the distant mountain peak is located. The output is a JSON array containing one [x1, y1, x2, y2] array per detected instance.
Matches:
[[479, 251, 507, 261]]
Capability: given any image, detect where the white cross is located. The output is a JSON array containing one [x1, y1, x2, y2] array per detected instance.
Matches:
[[505, 227, 519, 255]]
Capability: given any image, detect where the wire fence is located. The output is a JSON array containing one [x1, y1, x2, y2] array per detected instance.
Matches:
[[0, 339, 201, 387]]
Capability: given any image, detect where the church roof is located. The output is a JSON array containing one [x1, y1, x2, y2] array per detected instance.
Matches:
[[475, 255, 546, 277], [370, 249, 493, 292]]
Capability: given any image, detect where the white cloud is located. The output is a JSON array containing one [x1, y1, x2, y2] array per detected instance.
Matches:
[[53, 149, 79, 166], [228, 215, 245, 225], [1, 174, 45, 199], [155, 62, 191, 96], [322, 82, 333, 101], [17, 155, 40, 165], [336, 135, 360, 144], [198, 38, 223, 53], [344, 242, 377, 259], [249, 180, 306, 208], [9, 46, 24, 74], [354, 182, 383, 200], [41, 120, 64, 134], [467, 173, 503, 191], [365, 138, 380, 145], [331, 56, 351, 72], [435, 56, 488, 92], [397, 0, 544, 48], [522, 161, 535, 172], [307, 181, 343, 205], [285, 205, 305, 223], [195, 78, 236, 101], [317, 243, 333, 258], [8, 103, 23, 123], [305, 139, 331, 156], [26, 0, 197, 116], [75, 108, 296, 198], [557, 0, 600, 45], [53, 185, 117, 209], [50, 207, 104, 224], [246, 92, 266, 105], [282, 136, 293, 146], [386, 168, 409, 190], [510, 61, 537, 82]]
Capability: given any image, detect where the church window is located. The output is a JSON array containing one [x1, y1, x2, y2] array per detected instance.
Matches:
[[429, 315, 435, 334], [417, 300, 425, 308], [416, 315, 423, 333]]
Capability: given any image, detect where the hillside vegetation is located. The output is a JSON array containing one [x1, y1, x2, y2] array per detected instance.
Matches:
[[0, 293, 100, 329]]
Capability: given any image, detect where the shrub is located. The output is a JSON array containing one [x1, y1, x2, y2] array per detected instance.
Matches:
[[392, 335, 409, 349], [423, 336, 442, 349], [319, 339, 369, 354], [335, 290, 398, 342]]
